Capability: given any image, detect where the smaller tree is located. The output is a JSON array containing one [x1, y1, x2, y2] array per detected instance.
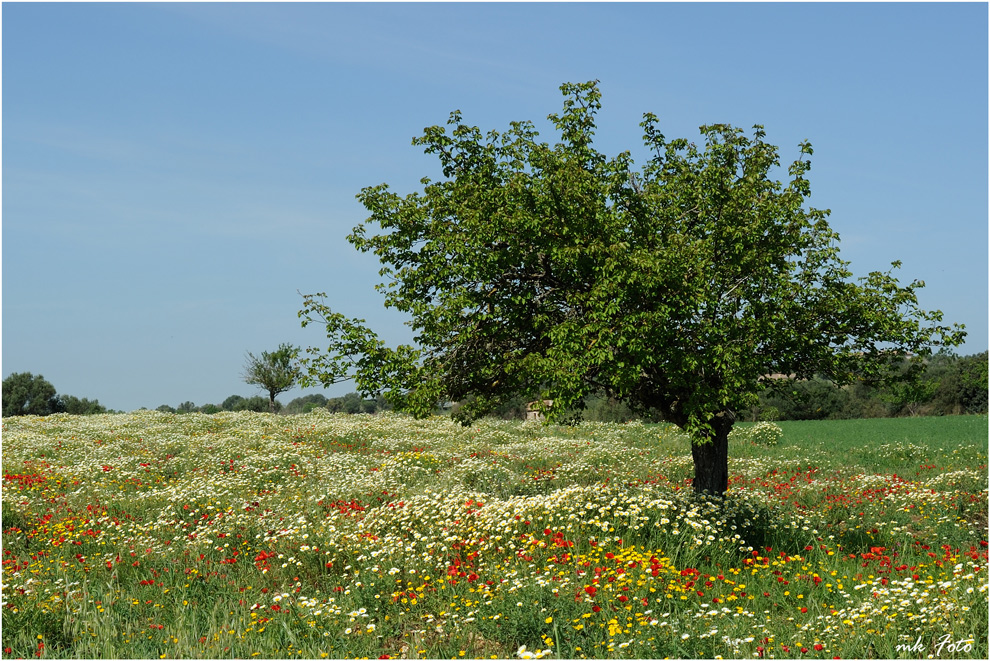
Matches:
[[956, 351, 989, 414], [221, 394, 247, 411], [879, 356, 939, 416], [246, 395, 278, 413], [243, 344, 300, 414], [284, 393, 330, 415], [339, 392, 364, 414], [2, 372, 64, 417]]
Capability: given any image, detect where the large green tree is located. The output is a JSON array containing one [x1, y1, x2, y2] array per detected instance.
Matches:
[[243, 344, 300, 414], [299, 81, 964, 495], [2, 372, 64, 417]]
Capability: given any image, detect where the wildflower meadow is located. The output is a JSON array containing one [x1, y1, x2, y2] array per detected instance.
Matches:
[[2, 411, 987, 659]]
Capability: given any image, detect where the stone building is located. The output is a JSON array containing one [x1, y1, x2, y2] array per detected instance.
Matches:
[[525, 400, 554, 421]]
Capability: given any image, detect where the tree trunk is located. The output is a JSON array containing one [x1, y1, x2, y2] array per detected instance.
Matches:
[[690, 411, 734, 496], [269, 392, 277, 414]]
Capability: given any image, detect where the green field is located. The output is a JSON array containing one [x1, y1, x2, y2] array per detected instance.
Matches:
[[742, 416, 988, 474], [774, 415, 988, 453], [2, 412, 987, 659]]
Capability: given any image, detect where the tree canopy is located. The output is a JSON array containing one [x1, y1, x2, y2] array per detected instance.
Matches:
[[243, 344, 300, 414], [59, 395, 108, 415], [2, 372, 63, 417], [299, 81, 964, 495]]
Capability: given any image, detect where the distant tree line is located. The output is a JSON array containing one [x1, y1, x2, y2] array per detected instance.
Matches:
[[2, 372, 113, 416], [153, 392, 391, 416], [1, 372, 395, 418], [749, 351, 988, 421], [486, 352, 986, 423], [5, 352, 984, 421], [155, 395, 276, 415]]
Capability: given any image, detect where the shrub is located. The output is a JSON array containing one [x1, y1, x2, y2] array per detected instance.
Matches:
[[730, 421, 782, 447]]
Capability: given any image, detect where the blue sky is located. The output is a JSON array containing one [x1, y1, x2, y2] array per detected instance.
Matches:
[[3, 2, 987, 412]]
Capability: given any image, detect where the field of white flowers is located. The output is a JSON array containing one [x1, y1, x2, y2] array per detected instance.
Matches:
[[2, 411, 986, 659]]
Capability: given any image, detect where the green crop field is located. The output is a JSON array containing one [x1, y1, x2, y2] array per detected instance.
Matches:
[[735, 416, 989, 475], [2, 412, 986, 659], [774, 416, 988, 456]]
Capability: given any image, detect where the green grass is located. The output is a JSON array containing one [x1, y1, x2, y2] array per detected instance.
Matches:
[[769, 416, 989, 475], [730, 415, 990, 476], [2, 411, 987, 659], [773, 415, 987, 451]]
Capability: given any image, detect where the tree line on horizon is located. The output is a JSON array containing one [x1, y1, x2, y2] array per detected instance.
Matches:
[[150, 349, 990, 421], [151, 392, 391, 416], [754, 350, 987, 421], [2, 351, 985, 421], [485, 351, 987, 423], [0, 371, 392, 418]]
